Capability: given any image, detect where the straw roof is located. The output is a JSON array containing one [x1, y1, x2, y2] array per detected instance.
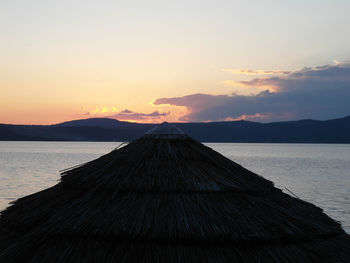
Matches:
[[1, 122, 349, 262]]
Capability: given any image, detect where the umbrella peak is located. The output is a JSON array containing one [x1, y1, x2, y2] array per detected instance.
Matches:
[[145, 122, 186, 138]]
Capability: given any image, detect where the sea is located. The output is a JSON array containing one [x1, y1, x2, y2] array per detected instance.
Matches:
[[0, 141, 349, 233]]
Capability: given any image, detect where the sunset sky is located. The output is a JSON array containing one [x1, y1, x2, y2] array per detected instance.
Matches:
[[1, 0, 350, 124]]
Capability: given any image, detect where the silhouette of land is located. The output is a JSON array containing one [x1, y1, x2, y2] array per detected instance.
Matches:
[[1, 115, 350, 143]]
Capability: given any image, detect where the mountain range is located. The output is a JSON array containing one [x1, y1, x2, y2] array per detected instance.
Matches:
[[1, 116, 350, 143]]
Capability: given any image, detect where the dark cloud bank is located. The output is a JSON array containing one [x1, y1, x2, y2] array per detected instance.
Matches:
[[154, 63, 350, 122]]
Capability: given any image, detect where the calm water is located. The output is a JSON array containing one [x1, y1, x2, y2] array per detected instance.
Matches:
[[0, 141, 349, 233]]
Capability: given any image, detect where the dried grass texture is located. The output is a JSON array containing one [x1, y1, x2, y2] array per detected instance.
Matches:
[[1, 135, 349, 262]]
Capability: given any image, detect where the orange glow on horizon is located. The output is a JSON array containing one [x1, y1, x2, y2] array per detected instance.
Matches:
[[0, 102, 191, 125], [224, 113, 269, 122]]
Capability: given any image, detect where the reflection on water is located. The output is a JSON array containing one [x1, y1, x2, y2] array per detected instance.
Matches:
[[0, 141, 349, 233]]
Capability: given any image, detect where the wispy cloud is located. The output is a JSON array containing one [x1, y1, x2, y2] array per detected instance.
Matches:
[[222, 68, 290, 75], [223, 113, 269, 122], [107, 109, 170, 122], [80, 106, 171, 123], [154, 62, 350, 122], [90, 106, 118, 114], [220, 79, 280, 92]]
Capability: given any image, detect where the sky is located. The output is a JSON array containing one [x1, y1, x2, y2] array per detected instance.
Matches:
[[1, 0, 350, 124]]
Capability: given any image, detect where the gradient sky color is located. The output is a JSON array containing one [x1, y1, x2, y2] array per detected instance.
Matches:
[[1, 0, 350, 124]]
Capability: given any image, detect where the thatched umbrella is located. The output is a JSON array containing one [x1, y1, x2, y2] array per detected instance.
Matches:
[[0, 122, 349, 262]]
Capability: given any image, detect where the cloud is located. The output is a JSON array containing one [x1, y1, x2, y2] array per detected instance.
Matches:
[[120, 109, 133, 114], [154, 62, 350, 122], [224, 113, 270, 122], [220, 79, 280, 92], [107, 109, 170, 121], [222, 68, 290, 75], [90, 106, 118, 114]]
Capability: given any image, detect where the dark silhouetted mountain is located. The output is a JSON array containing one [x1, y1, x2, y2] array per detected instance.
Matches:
[[0, 125, 34, 141], [55, 118, 124, 128], [1, 115, 350, 143]]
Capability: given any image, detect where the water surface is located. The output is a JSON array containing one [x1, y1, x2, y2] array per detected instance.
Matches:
[[0, 141, 349, 232]]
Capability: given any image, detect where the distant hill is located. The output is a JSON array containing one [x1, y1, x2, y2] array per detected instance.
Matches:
[[1, 115, 350, 143], [54, 118, 124, 128], [0, 126, 34, 141]]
